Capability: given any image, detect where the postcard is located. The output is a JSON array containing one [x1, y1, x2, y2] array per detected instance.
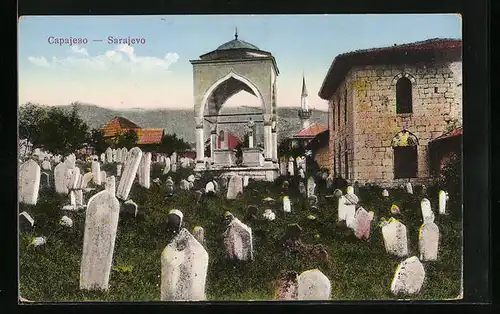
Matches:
[[18, 14, 463, 302]]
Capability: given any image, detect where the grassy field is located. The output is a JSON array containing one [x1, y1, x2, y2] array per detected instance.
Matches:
[[19, 162, 463, 301]]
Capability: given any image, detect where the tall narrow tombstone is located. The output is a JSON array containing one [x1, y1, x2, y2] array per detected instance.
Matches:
[[54, 162, 69, 194], [165, 177, 174, 197], [298, 168, 305, 179], [116, 147, 143, 200], [280, 162, 287, 176], [420, 198, 435, 223], [67, 167, 81, 190], [163, 157, 171, 174], [160, 228, 209, 301], [283, 196, 291, 213], [116, 149, 123, 163], [381, 218, 409, 257], [226, 175, 243, 200], [79, 190, 120, 291], [105, 147, 113, 164], [19, 160, 41, 205], [438, 190, 447, 215], [296, 269, 331, 300], [307, 177, 316, 198], [100, 153, 105, 163], [75, 189, 84, 206], [105, 176, 116, 198], [419, 221, 440, 261], [138, 152, 151, 189], [112, 149, 117, 162], [91, 161, 101, 185], [390, 256, 426, 295], [122, 148, 128, 164], [243, 176, 250, 187], [40, 172, 50, 188], [406, 182, 413, 194], [288, 157, 294, 176], [223, 218, 253, 261]]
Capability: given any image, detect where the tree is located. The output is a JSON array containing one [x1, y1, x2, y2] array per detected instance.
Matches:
[[117, 129, 139, 149], [157, 133, 191, 155], [19, 103, 90, 156], [88, 128, 107, 154]]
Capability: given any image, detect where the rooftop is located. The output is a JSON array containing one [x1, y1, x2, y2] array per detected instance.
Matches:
[[101, 116, 141, 138], [293, 122, 328, 139], [318, 38, 462, 99]]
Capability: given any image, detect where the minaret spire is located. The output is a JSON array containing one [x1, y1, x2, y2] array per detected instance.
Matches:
[[301, 74, 308, 98], [298, 74, 311, 129], [235, 27, 238, 40]]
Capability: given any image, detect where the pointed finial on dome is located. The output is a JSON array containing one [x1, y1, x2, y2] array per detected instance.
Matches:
[[235, 27, 238, 40]]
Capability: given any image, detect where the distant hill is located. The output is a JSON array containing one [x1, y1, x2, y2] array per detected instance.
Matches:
[[50, 103, 328, 144]]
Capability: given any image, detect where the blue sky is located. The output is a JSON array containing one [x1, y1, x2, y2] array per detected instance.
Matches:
[[18, 14, 461, 111]]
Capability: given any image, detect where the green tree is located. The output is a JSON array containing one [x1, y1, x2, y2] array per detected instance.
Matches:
[[117, 129, 139, 149], [157, 133, 191, 155], [19, 103, 48, 154], [88, 128, 107, 154]]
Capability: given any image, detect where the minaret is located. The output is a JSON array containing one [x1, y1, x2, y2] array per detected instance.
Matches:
[[298, 75, 312, 129]]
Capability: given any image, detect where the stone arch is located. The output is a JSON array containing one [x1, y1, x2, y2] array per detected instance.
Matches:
[[391, 71, 416, 85], [198, 70, 267, 121], [391, 130, 419, 147]]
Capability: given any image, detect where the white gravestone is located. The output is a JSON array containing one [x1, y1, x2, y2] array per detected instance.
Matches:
[[138, 152, 151, 189], [100, 170, 107, 183], [382, 219, 409, 257], [297, 269, 331, 300], [419, 221, 439, 261], [100, 153, 105, 163], [406, 182, 413, 194], [163, 157, 171, 174], [223, 218, 253, 261], [193, 226, 205, 246], [391, 256, 426, 295], [205, 182, 215, 194], [283, 196, 291, 213], [116, 147, 143, 200], [54, 162, 69, 194], [439, 190, 447, 215], [19, 159, 41, 205], [81, 172, 93, 189], [420, 198, 435, 223], [91, 161, 101, 185], [298, 168, 305, 179], [307, 177, 316, 198], [121, 148, 128, 163], [226, 175, 243, 200], [382, 189, 389, 197], [105, 176, 116, 198], [64, 154, 76, 169], [79, 190, 120, 291], [116, 148, 123, 163], [105, 147, 113, 164], [160, 228, 209, 301], [41, 160, 51, 171], [288, 158, 294, 176], [243, 176, 249, 187]]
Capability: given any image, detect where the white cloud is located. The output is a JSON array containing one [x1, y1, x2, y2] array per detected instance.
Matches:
[[27, 45, 180, 73], [27, 56, 49, 67]]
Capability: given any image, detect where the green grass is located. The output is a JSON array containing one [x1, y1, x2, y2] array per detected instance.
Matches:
[[19, 163, 462, 301]]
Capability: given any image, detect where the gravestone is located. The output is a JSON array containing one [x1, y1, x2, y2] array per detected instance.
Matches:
[[344, 189, 359, 205], [81, 172, 93, 189], [163, 157, 171, 174], [307, 177, 316, 198], [280, 162, 287, 176], [382, 189, 389, 197], [283, 196, 291, 213], [296, 269, 331, 300], [122, 148, 128, 163], [420, 198, 435, 223], [79, 190, 120, 291], [212, 180, 219, 192], [121, 200, 138, 217], [160, 228, 209, 301], [419, 221, 439, 261], [40, 172, 50, 188], [105, 147, 113, 163], [390, 256, 426, 295], [100, 153, 105, 163], [166, 209, 183, 234], [19, 160, 41, 205], [308, 195, 318, 206], [193, 226, 205, 246], [226, 175, 243, 200], [223, 218, 253, 261], [243, 176, 250, 187], [64, 154, 76, 169], [205, 181, 215, 195], [91, 161, 101, 185], [439, 190, 447, 215], [19, 211, 35, 233], [105, 176, 116, 198], [354, 207, 374, 240], [288, 157, 294, 176], [165, 177, 174, 197], [116, 148, 123, 163], [54, 162, 69, 194], [138, 152, 151, 189], [179, 179, 190, 191], [406, 182, 413, 194], [333, 189, 343, 198], [298, 182, 306, 197], [42, 160, 51, 171], [100, 170, 107, 183], [381, 218, 409, 257], [298, 168, 305, 179], [116, 147, 143, 200]]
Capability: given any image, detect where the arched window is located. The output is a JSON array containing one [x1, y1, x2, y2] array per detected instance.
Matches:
[[391, 130, 418, 178], [396, 77, 413, 114]]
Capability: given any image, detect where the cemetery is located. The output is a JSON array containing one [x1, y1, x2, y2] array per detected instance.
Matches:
[[18, 146, 462, 301]]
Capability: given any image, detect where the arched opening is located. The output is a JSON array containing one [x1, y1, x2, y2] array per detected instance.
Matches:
[[391, 130, 418, 179], [396, 77, 413, 114]]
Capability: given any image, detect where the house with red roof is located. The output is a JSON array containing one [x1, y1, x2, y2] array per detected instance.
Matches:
[[101, 116, 165, 147], [318, 38, 462, 187]]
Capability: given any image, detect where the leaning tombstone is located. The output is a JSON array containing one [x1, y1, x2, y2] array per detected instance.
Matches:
[[160, 228, 209, 301], [223, 218, 253, 261], [19, 159, 41, 205], [296, 269, 331, 300], [381, 218, 409, 257], [116, 147, 143, 200], [420, 198, 435, 223], [419, 221, 440, 261], [79, 190, 120, 291], [166, 209, 183, 234], [390, 256, 426, 296]]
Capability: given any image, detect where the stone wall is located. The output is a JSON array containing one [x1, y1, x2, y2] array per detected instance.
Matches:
[[313, 146, 330, 171], [328, 60, 462, 187]]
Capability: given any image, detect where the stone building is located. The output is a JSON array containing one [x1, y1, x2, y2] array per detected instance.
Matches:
[[318, 38, 462, 187]]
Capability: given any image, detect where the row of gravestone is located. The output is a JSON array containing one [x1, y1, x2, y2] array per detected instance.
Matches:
[[279, 156, 306, 177]]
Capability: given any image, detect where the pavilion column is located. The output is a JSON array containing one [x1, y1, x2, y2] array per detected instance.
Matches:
[[195, 124, 205, 166], [271, 127, 278, 162], [210, 129, 217, 163], [263, 121, 272, 161]]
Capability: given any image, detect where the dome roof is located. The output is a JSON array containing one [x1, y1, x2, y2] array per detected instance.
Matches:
[[216, 38, 260, 51]]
